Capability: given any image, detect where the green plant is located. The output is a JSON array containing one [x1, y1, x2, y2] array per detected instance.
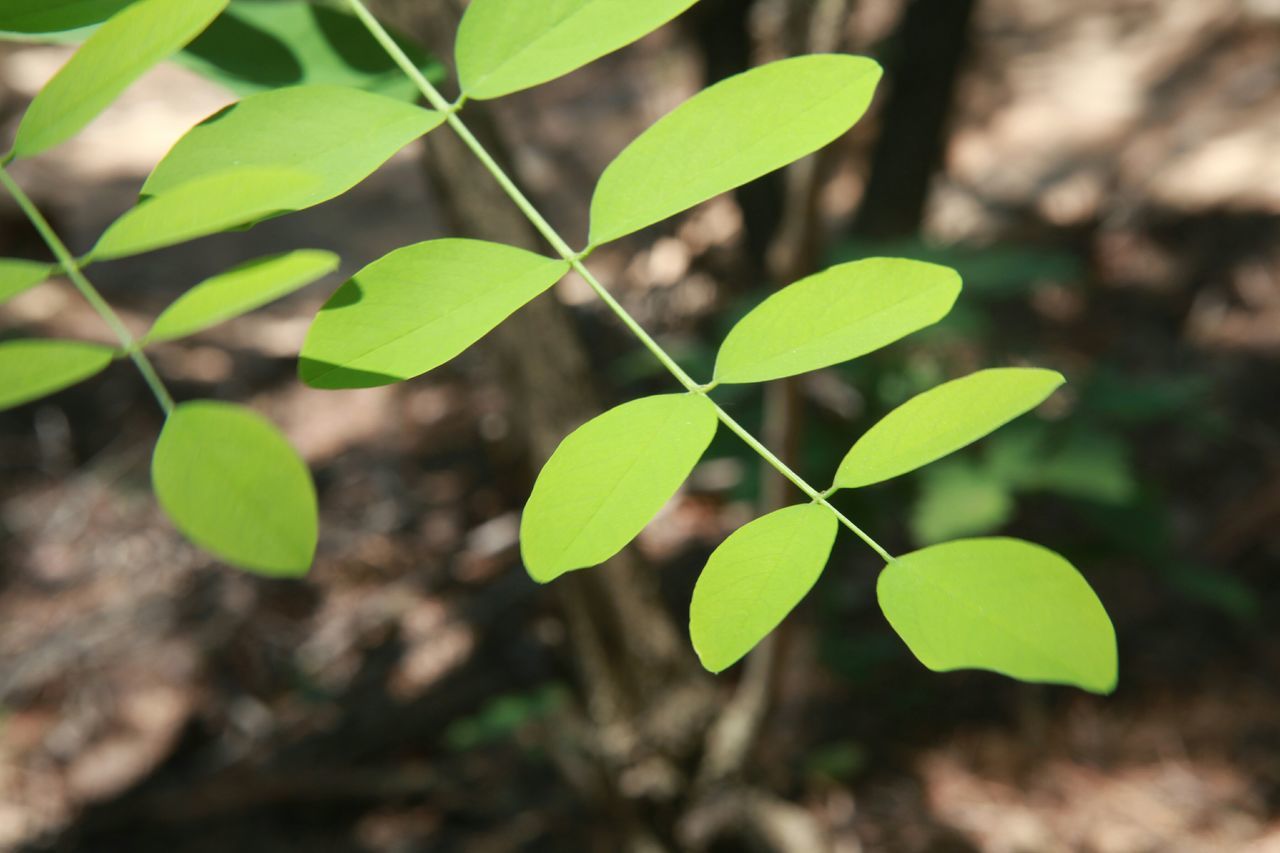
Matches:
[[0, 0, 1117, 693]]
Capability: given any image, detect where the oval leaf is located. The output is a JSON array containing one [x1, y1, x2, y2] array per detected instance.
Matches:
[[878, 537, 1117, 693], [589, 55, 882, 246], [834, 367, 1065, 489], [715, 258, 961, 384], [522, 393, 718, 582], [152, 400, 317, 576], [300, 239, 568, 389], [0, 258, 53, 304], [690, 504, 837, 673], [456, 0, 698, 100], [11, 0, 227, 159], [90, 167, 320, 261], [143, 85, 443, 212], [0, 0, 134, 35], [146, 249, 338, 343], [0, 339, 114, 410], [179, 1, 442, 101]]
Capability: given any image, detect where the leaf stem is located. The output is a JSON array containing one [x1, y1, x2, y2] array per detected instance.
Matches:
[[0, 166, 174, 415], [345, 0, 893, 563]]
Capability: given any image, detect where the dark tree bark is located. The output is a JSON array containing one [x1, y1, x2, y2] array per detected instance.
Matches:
[[853, 0, 977, 238]]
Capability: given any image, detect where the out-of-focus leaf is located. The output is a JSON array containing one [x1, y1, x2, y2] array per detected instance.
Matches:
[[878, 537, 1117, 693], [0, 0, 134, 35], [690, 503, 836, 672], [590, 55, 881, 246], [179, 0, 441, 99], [152, 400, 317, 576], [714, 258, 961, 384], [521, 393, 718, 582], [143, 85, 442, 214], [0, 259, 53, 304], [834, 368, 1065, 489], [147, 249, 338, 343], [90, 167, 319, 261], [10, 0, 227, 158], [0, 339, 114, 410], [300, 239, 569, 389], [456, 0, 698, 100], [910, 459, 1013, 545]]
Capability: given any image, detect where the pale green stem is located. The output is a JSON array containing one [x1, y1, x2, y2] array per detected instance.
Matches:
[[345, 0, 893, 564], [0, 167, 175, 415]]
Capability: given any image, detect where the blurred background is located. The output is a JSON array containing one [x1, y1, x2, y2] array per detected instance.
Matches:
[[1, 0, 1278, 850]]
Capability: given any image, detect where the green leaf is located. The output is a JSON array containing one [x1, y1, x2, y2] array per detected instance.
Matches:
[[456, 0, 698, 100], [146, 249, 338, 343], [152, 400, 317, 576], [10, 0, 228, 159], [877, 537, 1117, 693], [714, 258, 961, 384], [143, 85, 443, 212], [834, 368, 1065, 489], [589, 55, 882, 246], [521, 393, 718, 582], [90, 167, 320, 261], [910, 459, 1013, 545], [0, 0, 134, 35], [0, 259, 53, 304], [179, 0, 442, 100], [690, 503, 836, 673], [0, 339, 114, 410], [300, 239, 568, 389]]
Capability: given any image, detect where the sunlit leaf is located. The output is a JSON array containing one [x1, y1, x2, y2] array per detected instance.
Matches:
[[714, 258, 961, 384], [180, 0, 441, 100], [146, 249, 338, 343], [0, 258, 53, 304], [143, 85, 443, 212], [0, 339, 114, 410], [10, 0, 227, 159], [456, 0, 698, 100], [90, 167, 320, 261], [0, 0, 134, 35], [300, 239, 568, 389], [690, 503, 836, 672], [589, 55, 881, 246], [878, 537, 1117, 693], [834, 368, 1065, 489], [152, 400, 317, 576], [521, 393, 718, 582]]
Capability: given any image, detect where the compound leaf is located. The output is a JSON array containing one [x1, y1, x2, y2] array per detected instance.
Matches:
[[522, 393, 718, 582], [152, 400, 317, 576], [0, 258, 54, 304], [0, 0, 134, 36], [180, 0, 441, 100], [11, 0, 227, 159], [715, 258, 961, 384], [90, 167, 320, 261], [143, 85, 443, 212], [878, 537, 1117, 693], [0, 339, 114, 410], [589, 54, 881, 246], [300, 239, 568, 389], [456, 0, 698, 100], [147, 249, 338, 343], [690, 503, 836, 672], [834, 368, 1065, 489]]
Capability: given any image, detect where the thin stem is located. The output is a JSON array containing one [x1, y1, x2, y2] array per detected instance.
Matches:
[[345, 0, 893, 563], [0, 167, 174, 414]]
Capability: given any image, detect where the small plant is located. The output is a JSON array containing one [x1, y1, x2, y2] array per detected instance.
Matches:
[[0, 0, 1117, 694]]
